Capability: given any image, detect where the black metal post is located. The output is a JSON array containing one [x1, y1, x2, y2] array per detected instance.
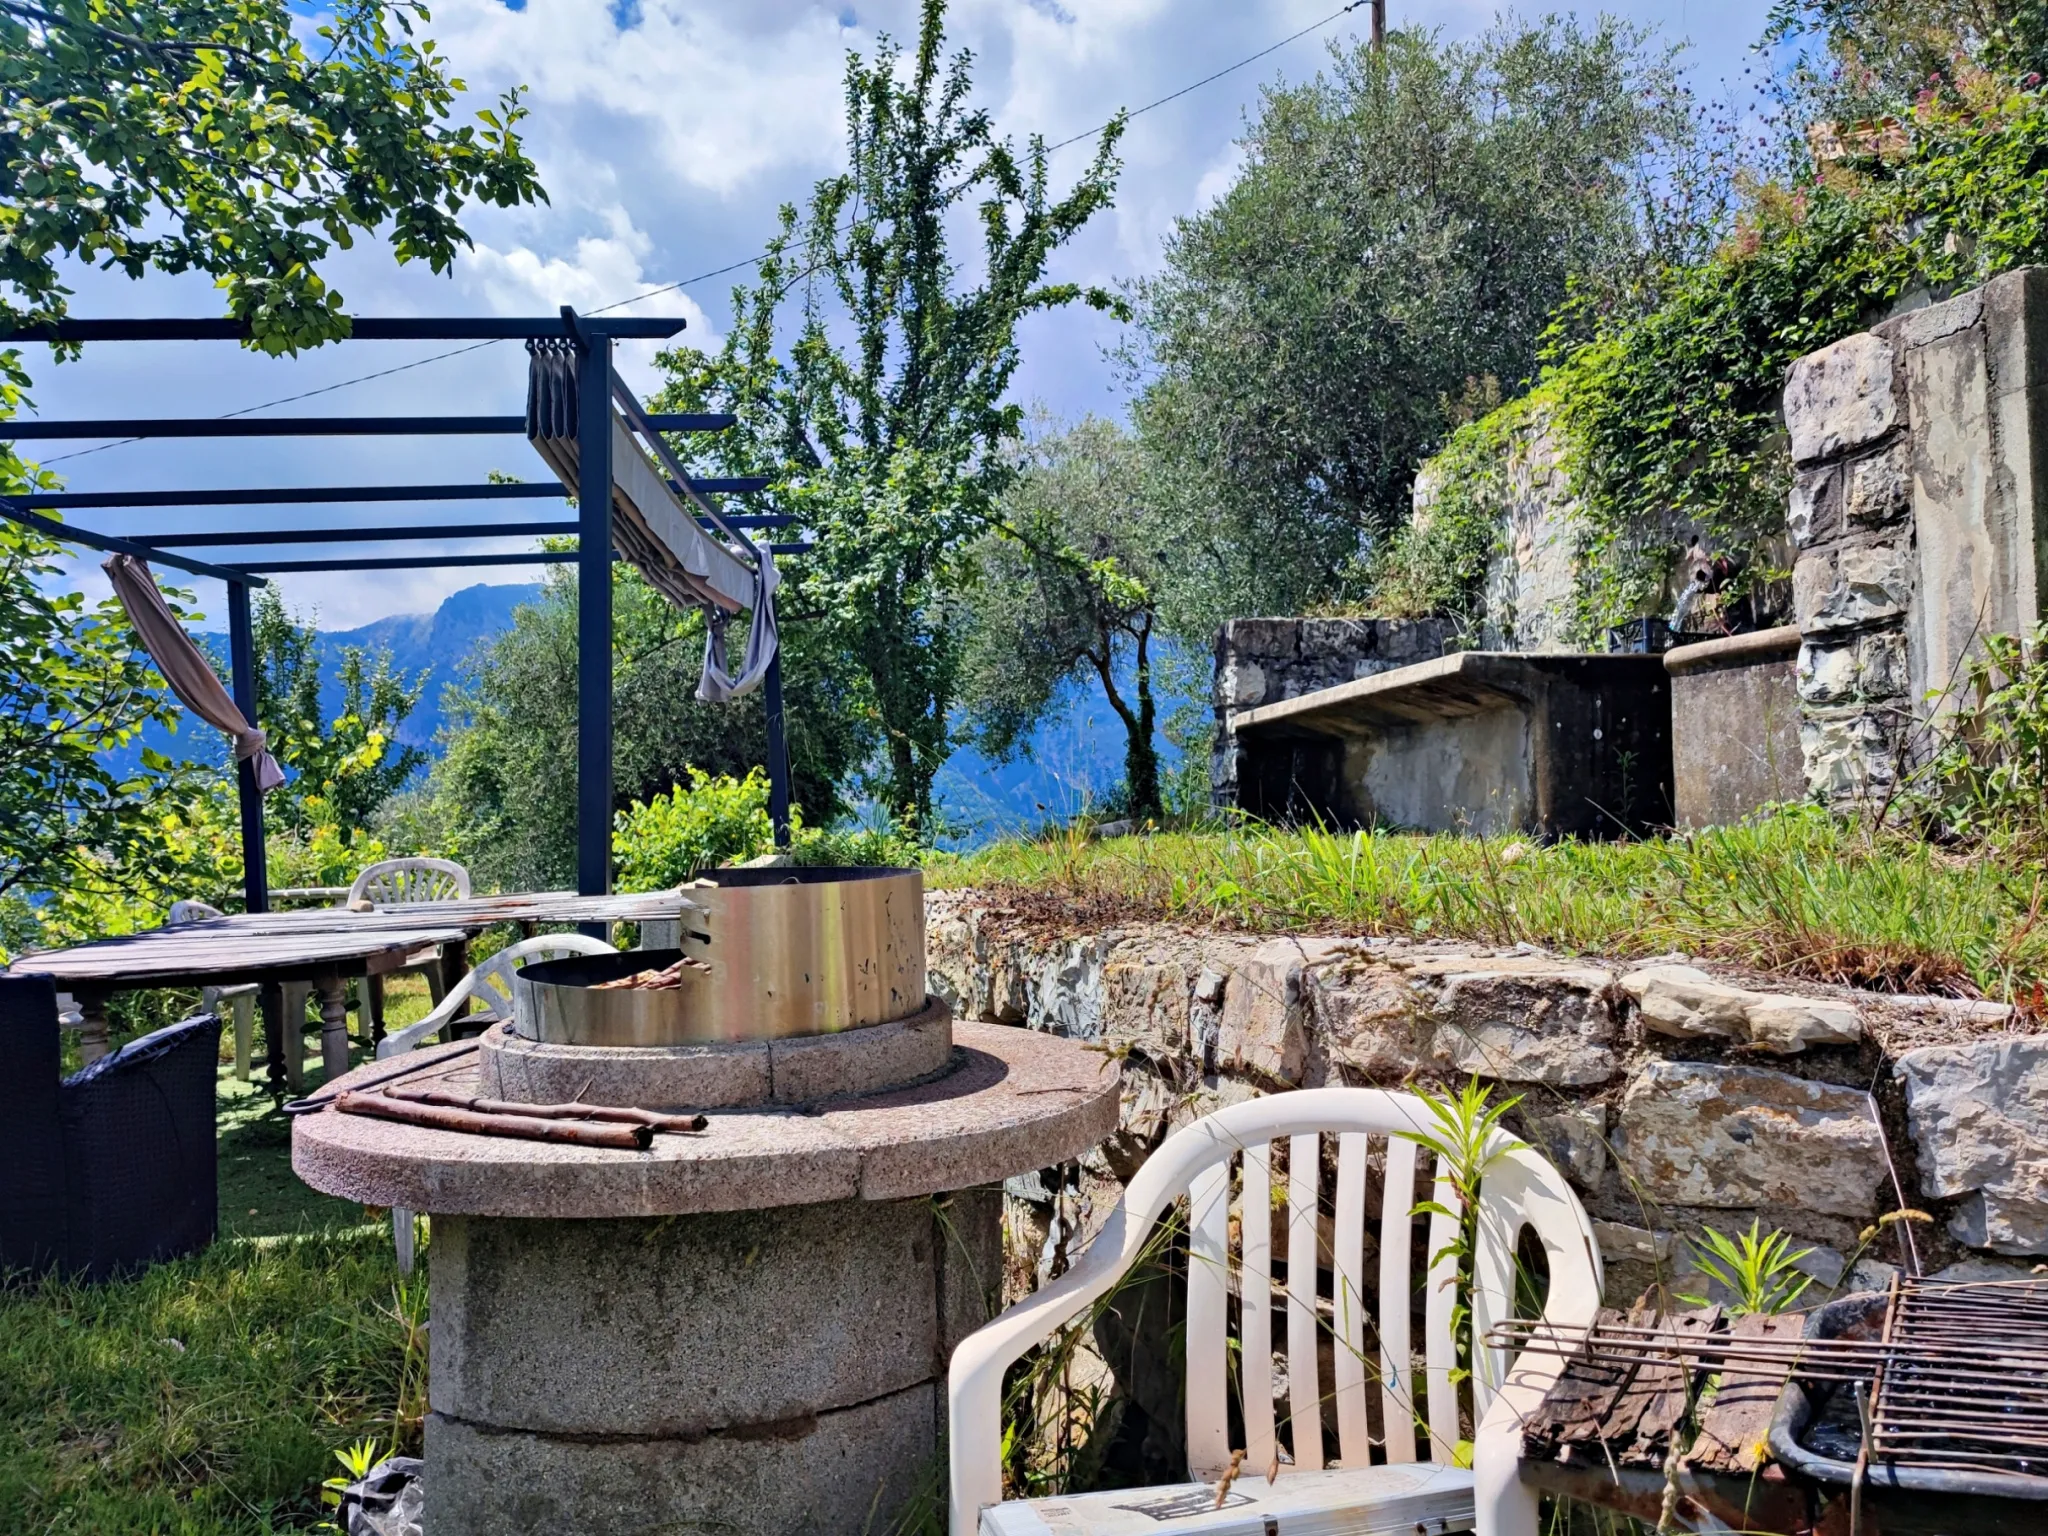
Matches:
[[225, 580, 269, 916], [574, 324, 615, 902], [765, 650, 792, 850]]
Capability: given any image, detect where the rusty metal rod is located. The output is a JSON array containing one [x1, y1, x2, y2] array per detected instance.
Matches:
[[383, 1084, 708, 1134], [333, 1090, 652, 1149], [1492, 1320, 2043, 1366]]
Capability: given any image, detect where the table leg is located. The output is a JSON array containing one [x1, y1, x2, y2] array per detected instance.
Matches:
[[317, 970, 350, 1083], [261, 981, 287, 1095], [75, 991, 112, 1064], [441, 939, 471, 1026]]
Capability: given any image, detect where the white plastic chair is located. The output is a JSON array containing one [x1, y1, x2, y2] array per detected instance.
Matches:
[[168, 898, 297, 1083], [948, 1087, 1602, 1536], [347, 857, 473, 1040], [376, 933, 614, 1273]]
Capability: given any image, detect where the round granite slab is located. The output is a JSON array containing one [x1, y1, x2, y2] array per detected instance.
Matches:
[[292, 1021, 1118, 1218]]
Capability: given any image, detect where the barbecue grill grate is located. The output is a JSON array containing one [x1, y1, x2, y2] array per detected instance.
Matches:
[[1868, 1276, 2048, 1477]]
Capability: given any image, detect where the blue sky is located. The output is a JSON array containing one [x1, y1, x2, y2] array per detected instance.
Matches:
[[25, 0, 1776, 630]]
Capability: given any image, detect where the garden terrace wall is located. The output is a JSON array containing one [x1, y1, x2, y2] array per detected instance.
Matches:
[[1784, 266, 2048, 804], [1210, 617, 1454, 819], [927, 892, 2047, 1307]]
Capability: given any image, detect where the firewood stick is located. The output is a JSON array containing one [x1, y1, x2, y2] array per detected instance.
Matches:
[[383, 1085, 707, 1134], [334, 1091, 652, 1149]]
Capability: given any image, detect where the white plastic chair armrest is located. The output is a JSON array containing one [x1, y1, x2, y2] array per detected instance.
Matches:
[[375, 968, 489, 1059], [948, 1204, 1152, 1536]]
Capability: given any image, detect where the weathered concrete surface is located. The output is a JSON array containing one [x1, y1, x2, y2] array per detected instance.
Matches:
[[1620, 964, 1861, 1054], [425, 1383, 937, 1536], [1896, 1036, 2048, 1254], [1665, 628, 1805, 828], [425, 1189, 998, 1536], [1615, 1060, 1887, 1217], [1212, 617, 1453, 820], [1228, 651, 1673, 839]]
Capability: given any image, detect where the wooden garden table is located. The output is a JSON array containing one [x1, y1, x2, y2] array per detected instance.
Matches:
[[10, 890, 703, 1083]]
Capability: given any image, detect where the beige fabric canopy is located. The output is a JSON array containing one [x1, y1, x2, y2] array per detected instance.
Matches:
[[103, 554, 285, 792]]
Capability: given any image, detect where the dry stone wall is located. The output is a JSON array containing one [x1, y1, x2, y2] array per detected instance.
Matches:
[[928, 892, 2044, 1303], [1784, 267, 2048, 803]]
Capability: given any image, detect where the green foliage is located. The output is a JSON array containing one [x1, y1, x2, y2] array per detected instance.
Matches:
[[0, 0, 544, 350], [1924, 624, 2048, 844], [418, 558, 868, 892], [1679, 1221, 1817, 1316], [1765, 1, 2048, 124], [654, 0, 1124, 824], [1398, 72, 2048, 639], [613, 768, 775, 891], [612, 769, 925, 892], [961, 417, 1167, 819], [0, 517, 212, 902], [1132, 16, 1697, 634], [1400, 1077, 1525, 1389], [0, 1224, 418, 1532], [248, 587, 426, 840]]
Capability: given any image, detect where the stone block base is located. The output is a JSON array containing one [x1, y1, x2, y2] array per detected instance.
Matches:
[[425, 1382, 936, 1536]]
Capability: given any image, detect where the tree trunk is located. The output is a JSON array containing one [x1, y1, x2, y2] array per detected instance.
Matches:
[[1127, 622, 1161, 822]]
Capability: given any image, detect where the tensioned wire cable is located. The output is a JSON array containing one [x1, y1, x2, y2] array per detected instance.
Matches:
[[37, 0, 1371, 465]]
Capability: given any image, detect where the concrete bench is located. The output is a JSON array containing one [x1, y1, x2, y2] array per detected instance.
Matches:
[[1664, 626, 1804, 828], [1228, 650, 1672, 838]]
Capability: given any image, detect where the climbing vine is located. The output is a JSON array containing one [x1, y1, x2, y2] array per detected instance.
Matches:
[[1381, 68, 2048, 640]]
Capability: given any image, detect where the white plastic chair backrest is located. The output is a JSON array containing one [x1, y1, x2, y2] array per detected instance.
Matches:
[[946, 1086, 1603, 1536], [168, 899, 225, 924], [374, 934, 614, 1059], [348, 856, 472, 906]]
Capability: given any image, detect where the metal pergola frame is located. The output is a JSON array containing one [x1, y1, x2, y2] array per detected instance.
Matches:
[[0, 306, 800, 913]]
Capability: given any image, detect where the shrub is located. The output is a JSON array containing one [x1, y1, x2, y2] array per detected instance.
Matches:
[[612, 769, 775, 891]]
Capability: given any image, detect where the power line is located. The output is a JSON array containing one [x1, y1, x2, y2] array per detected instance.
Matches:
[[1046, 0, 1366, 152], [32, 1, 1375, 463]]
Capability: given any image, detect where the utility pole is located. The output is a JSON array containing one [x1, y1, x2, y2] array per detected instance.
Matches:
[[1370, 0, 1385, 49]]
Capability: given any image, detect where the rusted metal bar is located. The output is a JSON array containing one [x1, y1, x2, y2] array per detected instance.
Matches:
[[333, 1090, 652, 1149], [383, 1084, 707, 1134]]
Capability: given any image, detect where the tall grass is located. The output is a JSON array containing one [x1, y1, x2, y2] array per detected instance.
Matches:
[[0, 1225, 412, 1534], [932, 805, 2047, 1002]]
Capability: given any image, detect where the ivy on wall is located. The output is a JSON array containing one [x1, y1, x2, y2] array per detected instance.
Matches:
[[1380, 70, 2048, 641]]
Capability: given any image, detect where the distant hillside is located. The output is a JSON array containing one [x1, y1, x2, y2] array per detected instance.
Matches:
[[128, 580, 1189, 843], [318, 582, 540, 747]]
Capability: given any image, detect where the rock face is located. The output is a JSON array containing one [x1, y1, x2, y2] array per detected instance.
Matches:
[[1621, 964, 1861, 1053], [1614, 1060, 1888, 1218], [929, 894, 2045, 1301], [1785, 268, 2048, 805], [1896, 1037, 2048, 1254]]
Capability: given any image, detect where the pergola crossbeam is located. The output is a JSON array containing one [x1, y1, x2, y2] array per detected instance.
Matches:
[[7, 412, 736, 439]]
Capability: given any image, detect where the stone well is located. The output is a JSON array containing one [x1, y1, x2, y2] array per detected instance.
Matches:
[[295, 895, 1117, 1536]]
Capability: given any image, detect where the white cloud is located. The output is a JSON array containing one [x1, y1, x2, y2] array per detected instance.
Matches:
[[460, 207, 719, 390]]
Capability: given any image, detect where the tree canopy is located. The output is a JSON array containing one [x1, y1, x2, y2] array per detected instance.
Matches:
[[1131, 17, 1696, 636], [959, 418, 1167, 820], [0, 0, 544, 351], [655, 0, 1124, 826]]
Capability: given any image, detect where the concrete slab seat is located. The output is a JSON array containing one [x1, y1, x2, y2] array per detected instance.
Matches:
[[1228, 650, 1673, 838], [1664, 626, 1804, 829]]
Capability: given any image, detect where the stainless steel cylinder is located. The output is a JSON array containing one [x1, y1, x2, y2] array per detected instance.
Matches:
[[514, 866, 925, 1046]]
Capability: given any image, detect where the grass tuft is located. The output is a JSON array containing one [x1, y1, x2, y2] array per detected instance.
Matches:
[[931, 805, 2048, 1005]]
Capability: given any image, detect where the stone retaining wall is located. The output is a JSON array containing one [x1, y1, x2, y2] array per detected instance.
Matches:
[[1785, 267, 2048, 804], [928, 892, 2046, 1304]]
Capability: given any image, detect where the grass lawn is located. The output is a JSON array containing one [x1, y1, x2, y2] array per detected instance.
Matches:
[[2, 979, 440, 1533], [933, 804, 2048, 1006]]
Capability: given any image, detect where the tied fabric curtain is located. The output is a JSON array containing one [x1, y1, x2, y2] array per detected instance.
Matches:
[[697, 548, 781, 703], [103, 555, 285, 793]]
